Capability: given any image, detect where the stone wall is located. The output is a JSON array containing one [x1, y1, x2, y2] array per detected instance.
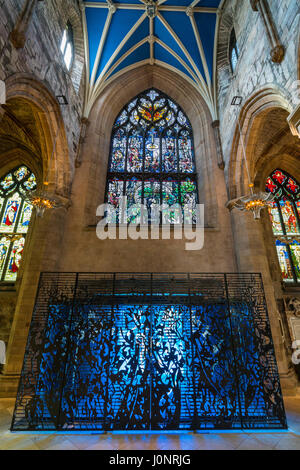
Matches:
[[217, 0, 300, 167], [0, 0, 85, 177]]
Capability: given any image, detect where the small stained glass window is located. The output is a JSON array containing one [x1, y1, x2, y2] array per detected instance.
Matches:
[[0, 165, 36, 282], [266, 169, 300, 284], [106, 89, 198, 224], [229, 28, 239, 73], [60, 21, 74, 71]]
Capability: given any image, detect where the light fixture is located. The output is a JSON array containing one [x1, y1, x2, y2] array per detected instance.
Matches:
[[56, 95, 68, 105], [226, 96, 276, 219], [25, 186, 62, 217]]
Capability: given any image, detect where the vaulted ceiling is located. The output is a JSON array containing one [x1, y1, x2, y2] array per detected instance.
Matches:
[[82, 0, 223, 117]]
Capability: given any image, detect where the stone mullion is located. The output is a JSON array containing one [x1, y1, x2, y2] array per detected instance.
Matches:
[[250, 0, 285, 63], [9, 0, 42, 49]]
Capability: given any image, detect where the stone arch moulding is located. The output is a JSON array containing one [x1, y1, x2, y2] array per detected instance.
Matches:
[[4, 73, 71, 196], [227, 85, 293, 200], [59, 0, 85, 93], [216, 8, 236, 73], [81, 64, 222, 229]]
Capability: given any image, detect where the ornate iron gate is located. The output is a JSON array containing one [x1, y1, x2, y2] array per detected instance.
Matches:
[[11, 273, 287, 431]]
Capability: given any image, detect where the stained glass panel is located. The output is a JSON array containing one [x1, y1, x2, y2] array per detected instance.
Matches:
[[268, 202, 283, 235], [162, 130, 177, 173], [111, 129, 127, 172], [144, 179, 160, 223], [145, 128, 160, 172], [162, 180, 180, 224], [106, 179, 124, 224], [280, 199, 298, 235], [5, 237, 25, 282], [0, 165, 36, 282], [290, 241, 300, 280], [0, 193, 22, 233], [107, 89, 198, 225], [275, 240, 294, 282], [126, 178, 142, 224], [127, 130, 143, 172], [0, 236, 10, 278], [17, 203, 33, 234], [266, 169, 300, 283], [178, 130, 194, 173], [181, 179, 197, 224]]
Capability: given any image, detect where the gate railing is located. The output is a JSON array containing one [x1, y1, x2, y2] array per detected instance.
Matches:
[[11, 273, 287, 431]]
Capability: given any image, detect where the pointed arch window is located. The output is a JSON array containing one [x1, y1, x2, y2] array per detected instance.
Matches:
[[229, 28, 239, 73], [60, 21, 74, 71], [0, 166, 36, 282], [266, 169, 300, 284], [106, 89, 198, 224]]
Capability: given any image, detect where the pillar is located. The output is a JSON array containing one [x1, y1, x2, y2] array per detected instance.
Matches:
[[231, 209, 297, 394]]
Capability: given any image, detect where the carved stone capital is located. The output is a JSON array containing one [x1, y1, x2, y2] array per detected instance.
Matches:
[[270, 44, 285, 64]]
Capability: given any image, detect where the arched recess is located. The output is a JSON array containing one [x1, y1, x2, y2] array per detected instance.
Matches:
[[3, 73, 71, 196], [81, 64, 224, 229], [0, 75, 72, 394], [227, 85, 300, 391], [227, 85, 294, 200]]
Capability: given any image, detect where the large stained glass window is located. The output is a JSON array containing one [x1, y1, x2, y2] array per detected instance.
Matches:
[[106, 89, 198, 224], [266, 169, 300, 283], [0, 165, 36, 282]]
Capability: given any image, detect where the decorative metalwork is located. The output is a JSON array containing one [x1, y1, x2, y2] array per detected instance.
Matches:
[[106, 89, 198, 224], [11, 273, 287, 431]]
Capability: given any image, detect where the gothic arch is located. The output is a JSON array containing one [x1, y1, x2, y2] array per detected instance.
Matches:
[[227, 85, 293, 200], [4, 73, 71, 196], [80, 64, 221, 229]]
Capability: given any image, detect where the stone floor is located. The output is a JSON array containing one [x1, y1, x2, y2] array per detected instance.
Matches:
[[0, 397, 299, 450]]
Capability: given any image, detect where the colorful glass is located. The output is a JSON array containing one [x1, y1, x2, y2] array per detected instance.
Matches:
[[275, 240, 294, 282], [0, 165, 36, 282], [106, 89, 198, 224], [266, 169, 300, 283]]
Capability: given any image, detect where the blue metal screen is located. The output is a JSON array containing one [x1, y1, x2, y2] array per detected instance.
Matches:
[[11, 273, 287, 431]]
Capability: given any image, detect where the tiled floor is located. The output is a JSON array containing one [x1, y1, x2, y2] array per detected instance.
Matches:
[[0, 397, 299, 450]]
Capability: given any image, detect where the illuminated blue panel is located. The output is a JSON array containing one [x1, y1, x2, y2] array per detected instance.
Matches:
[[85, 7, 108, 79], [108, 42, 150, 80], [194, 12, 217, 80], [159, 11, 207, 82], [96, 9, 144, 81], [154, 43, 198, 84], [107, 17, 149, 76]]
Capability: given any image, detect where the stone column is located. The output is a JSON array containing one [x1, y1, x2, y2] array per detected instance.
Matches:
[[211, 120, 225, 170], [9, 0, 42, 49], [75, 118, 90, 168], [250, 0, 285, 63], [231, 209, 297, 394], [0, 203, 69, 398]]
